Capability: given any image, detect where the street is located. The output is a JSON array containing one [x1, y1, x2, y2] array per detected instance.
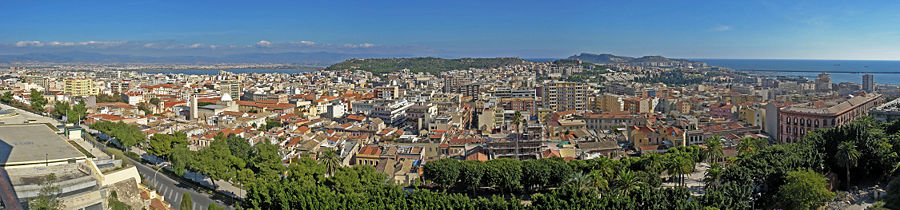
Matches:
[[129, 159, 235, 210]]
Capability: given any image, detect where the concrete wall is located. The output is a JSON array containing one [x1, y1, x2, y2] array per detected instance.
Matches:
[[101, 166, 141, 187]]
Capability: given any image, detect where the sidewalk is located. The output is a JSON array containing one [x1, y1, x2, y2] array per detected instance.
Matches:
[[70, 135, 111, 159]]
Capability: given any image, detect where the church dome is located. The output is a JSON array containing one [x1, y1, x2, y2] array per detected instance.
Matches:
[[221, 93, 233, 102]]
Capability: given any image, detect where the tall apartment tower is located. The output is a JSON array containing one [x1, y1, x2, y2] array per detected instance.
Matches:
[[65, 78, 98, 96], [814, 72, 832, 91], [542, 81, 589, 112], [219, 80, 242, 99], [863, 73, 875, 92]]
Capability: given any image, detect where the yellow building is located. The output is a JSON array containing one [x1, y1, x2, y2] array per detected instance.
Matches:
[[65, 78, 98, 96], [738, 107, 763, 126]]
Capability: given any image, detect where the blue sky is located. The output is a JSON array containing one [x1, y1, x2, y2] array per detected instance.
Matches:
[[1, 0, 899, 59]]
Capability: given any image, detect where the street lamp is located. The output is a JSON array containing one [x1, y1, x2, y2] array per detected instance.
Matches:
[[153, 162, 170, 186]]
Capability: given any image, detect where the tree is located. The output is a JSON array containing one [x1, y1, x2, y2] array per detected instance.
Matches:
[[0, 91, 13, 103], [776, 169, 834, 210], [423, 158, 460, 190], [29, 173, 62, 210], [512, 111, 523, 160], [53, 101, 69, 119], [148, 134, 176, 161], [180, 192, 192, 210], [68, 101, 87, 124], [318, 149, 341, 177], [458, 161, 484, 193], [614, 170, 640, 196], [884, 175, 900, 209], [208, 203, 224, 210], [836, 141, 861, 190], [703, 163, 723, 188], [30, 89, 47, 112], [149, 98, 161, 106], [170, 146, 193, 175], [704, 135, 724, 164]]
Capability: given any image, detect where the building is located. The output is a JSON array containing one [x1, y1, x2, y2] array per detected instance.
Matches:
[[374, 86, 400, 100], [870, 97, 900, 122], [65, 78, 98, 96], [0, 124, 142, 209], [492, 88, 536, 99], [592, 94, 624, 112], [778, 93, 884, 143], [863, 73, 875, 92], [585, 111, 640, 132], [815, 72, 832, 91], [542, 81, 589, 112], [219, 80, 242, 99], [371, 99, 412, 126]]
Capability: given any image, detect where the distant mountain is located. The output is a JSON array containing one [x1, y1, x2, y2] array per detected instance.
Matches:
[[567, 53, 634, 64], [567, 53, 707, 67], [0, 51, 411, 66], [325, 57, 528, 74]]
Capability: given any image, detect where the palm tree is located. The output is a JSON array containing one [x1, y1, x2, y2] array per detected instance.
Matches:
[[512, 111, 523, 160], [736, 137, 755, 154], [703, 163, 723, 188], [704, 135, 724, 164], [615, 170, 640, 196], [318, 149, 341, 177], [836, 141, 860, 190], [567, 171, 592, 190]]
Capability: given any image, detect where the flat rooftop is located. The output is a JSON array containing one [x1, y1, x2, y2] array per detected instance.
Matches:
[[0, 124, 86, 166]]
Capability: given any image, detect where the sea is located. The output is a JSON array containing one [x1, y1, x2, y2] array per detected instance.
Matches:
[[697, 59, 900, 85], [142, 68, 317, 75]]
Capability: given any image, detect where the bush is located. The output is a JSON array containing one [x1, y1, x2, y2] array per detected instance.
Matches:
[[125, 151, 141, 160]]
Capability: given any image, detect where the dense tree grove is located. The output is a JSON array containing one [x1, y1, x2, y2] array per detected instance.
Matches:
[[233, 117, 900, 209], [85, 115, 900, 209], [90, 121, 146, 148]]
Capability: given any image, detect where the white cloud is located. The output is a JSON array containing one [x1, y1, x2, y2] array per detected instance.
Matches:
[[343, 43, 376, 48], [189, 43, 205, 48], [298, 40, 316, 45], [15, 41, 43, 47], [256, 40, 272, 47], [710, 25, 732, 31]]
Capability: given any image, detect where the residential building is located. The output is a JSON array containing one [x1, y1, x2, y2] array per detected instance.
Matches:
[[778, 93, 883, 143]]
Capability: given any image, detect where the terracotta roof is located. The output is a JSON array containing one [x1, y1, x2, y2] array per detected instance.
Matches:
[[359, 145, 382, 156]]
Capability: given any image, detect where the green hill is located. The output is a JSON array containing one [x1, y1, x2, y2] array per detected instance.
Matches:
[[324, 57, 528, 74]]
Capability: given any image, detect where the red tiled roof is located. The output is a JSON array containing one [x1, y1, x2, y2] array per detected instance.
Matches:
[[358, 145, 382, 156]]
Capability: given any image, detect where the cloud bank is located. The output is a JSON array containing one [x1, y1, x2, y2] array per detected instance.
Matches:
[[0, 40, 436, 57]]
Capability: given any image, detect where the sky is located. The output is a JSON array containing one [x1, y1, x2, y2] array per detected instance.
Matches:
[[1, 0, 899, 60]]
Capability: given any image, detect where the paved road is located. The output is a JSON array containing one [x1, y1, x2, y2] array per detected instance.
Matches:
[[129, 159, 235, 210]]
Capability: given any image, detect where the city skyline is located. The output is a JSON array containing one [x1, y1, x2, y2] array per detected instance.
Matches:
[[2, 0, 900, 60]]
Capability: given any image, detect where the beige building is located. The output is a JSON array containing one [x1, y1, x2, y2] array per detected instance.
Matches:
[[219, 80, 242, 99], [542, 81, 589, 112], [65, 78, 98, 96]]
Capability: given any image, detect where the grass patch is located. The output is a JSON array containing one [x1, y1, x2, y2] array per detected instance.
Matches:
[[103, 147, 126, 160], [45, 123, 59, 131], [125, 151, 141, 160], [68, 140, 96, 158], [108, 190, 132, 210]]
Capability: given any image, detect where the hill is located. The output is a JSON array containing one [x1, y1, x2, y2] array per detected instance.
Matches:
[[567, 53, 706, 67], [567, 53, 634, 64], [324, 57, 528, 74]]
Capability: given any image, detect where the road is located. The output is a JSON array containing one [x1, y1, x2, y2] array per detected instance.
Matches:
[[129, 159, 235, 210]]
